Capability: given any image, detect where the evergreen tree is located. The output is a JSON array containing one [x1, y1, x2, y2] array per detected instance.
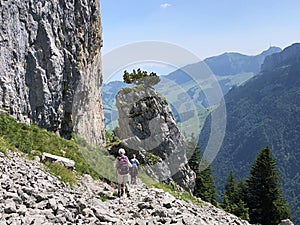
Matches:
[[224, 171, 239, 204], [245, 147, 290, 225], [195, 162, 218, 206], [236, 179, 247, 202], [187, 140, 217, 206], [221, 171, 249, 220], [187, 134, 200, 173], [123, 68, 160, 86]]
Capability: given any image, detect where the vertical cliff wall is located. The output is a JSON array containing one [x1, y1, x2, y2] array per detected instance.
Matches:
[[0, 0, 105, 145]]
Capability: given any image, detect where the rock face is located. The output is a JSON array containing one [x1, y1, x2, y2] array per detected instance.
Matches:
[[116, 85, 195, 192], [0, 150, 253, 225], [0, 0, 105, 145]]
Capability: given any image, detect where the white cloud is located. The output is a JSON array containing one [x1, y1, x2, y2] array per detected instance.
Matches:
[[160, 3, 171, 9]]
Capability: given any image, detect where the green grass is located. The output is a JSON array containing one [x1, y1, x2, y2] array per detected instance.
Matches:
[[76, 139, 117, 184], [151, 182, 203, 206], [0, 113, 203, 206], [137, 166, 203, 206], [0, 113, 163, 187], [0, 113, 113, 185], [0, 136, 15, 156], [44, 161, 77, 186]]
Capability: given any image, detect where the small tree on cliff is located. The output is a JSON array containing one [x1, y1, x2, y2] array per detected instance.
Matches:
[[123, 68, 160, 86], [245, 147, 290, 225]]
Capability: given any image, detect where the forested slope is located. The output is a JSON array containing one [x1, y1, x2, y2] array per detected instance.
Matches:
[[199, 43, 300, 224]]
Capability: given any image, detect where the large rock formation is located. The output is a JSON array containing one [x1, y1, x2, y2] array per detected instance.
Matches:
[[116, 85, 195, 192], [0, 0, 105, 145]]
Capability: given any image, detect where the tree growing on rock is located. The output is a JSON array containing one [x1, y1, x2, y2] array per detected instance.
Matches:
[[245, 147, 290, 225], [123, 68, 160, 86]]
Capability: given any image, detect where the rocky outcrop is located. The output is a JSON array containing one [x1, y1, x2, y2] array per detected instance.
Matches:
[[0, 150, 253, 225], [0, 0, 105, 145], [115, 85, 195, 192]]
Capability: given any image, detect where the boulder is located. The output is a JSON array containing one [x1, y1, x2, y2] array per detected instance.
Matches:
[[41, 152, 75, 169]]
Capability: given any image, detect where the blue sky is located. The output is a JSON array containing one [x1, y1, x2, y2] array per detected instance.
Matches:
[[100, 0, 300, 81]]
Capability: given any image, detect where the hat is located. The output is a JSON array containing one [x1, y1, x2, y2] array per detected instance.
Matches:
[[118, 148, 125, 155]]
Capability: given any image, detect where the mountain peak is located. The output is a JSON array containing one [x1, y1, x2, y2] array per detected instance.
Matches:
[[260, 46, 282, 56], [261, 43, 300, 72], [203, 46, 281, 76]]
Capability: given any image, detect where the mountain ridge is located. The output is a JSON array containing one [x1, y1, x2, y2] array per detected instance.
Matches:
[[199, 43, 300, 224], [103, 46, 280, 136], [204, 46, 281, 76]]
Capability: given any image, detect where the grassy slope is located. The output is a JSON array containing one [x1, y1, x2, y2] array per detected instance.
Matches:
[[0, 113, 202, 205], [0, 113, 116, 184]]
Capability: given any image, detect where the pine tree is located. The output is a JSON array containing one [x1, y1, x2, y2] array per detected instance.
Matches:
[[123, 68, 160, 86], [187, 140, 217, 206], [187, 138, 200, 172], [245, 147, 290, 225], [195, 162, 218, 206], [221, 171, 249, 220], [224, 171, 239, 204]]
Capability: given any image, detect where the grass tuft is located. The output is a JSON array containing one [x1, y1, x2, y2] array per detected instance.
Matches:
[[44, 161, 77, 186]]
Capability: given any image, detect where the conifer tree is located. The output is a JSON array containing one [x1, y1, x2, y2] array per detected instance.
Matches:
[[187, 139, 217, 206], [123, 68, 160, 86], [195, 162, 218, 206], [187, 136, 200, 172], [224, 171, 239, 204], [245, 147, 290, 225], [221, 171, 249, 220]]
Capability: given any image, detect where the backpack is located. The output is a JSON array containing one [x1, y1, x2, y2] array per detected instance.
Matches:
[[132, 159, 138, 168], [117, 155, 129, 175]]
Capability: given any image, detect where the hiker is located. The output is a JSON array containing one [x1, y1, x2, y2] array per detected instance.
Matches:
[[130, 154, 139, 185], [114, 148, 132, 197]]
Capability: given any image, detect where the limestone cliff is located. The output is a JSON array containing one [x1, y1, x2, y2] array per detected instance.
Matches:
[[0, 0, 105, 145], [116, 85, 195, 192]]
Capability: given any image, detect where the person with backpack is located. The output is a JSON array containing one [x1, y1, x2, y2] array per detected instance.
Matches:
[[114, 148, 132, 197], [130, 154, 139, 185]]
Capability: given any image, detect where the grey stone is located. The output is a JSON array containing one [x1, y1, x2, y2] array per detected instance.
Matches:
[[47, 198, 57, 211], [278, 219, 294, 225], [116, 85, 196, 192], [4, 199, 17, 213], [0, 0, 105, 146], [82, 208, 94, 217], [42, 152, 75, 169]]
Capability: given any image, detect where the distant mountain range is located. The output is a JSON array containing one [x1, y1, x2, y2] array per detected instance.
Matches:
[[102, 81, 129, 131], [103, 46, 282, 138], [199, 43, 300, 224], [204, 46, 281, 76]]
